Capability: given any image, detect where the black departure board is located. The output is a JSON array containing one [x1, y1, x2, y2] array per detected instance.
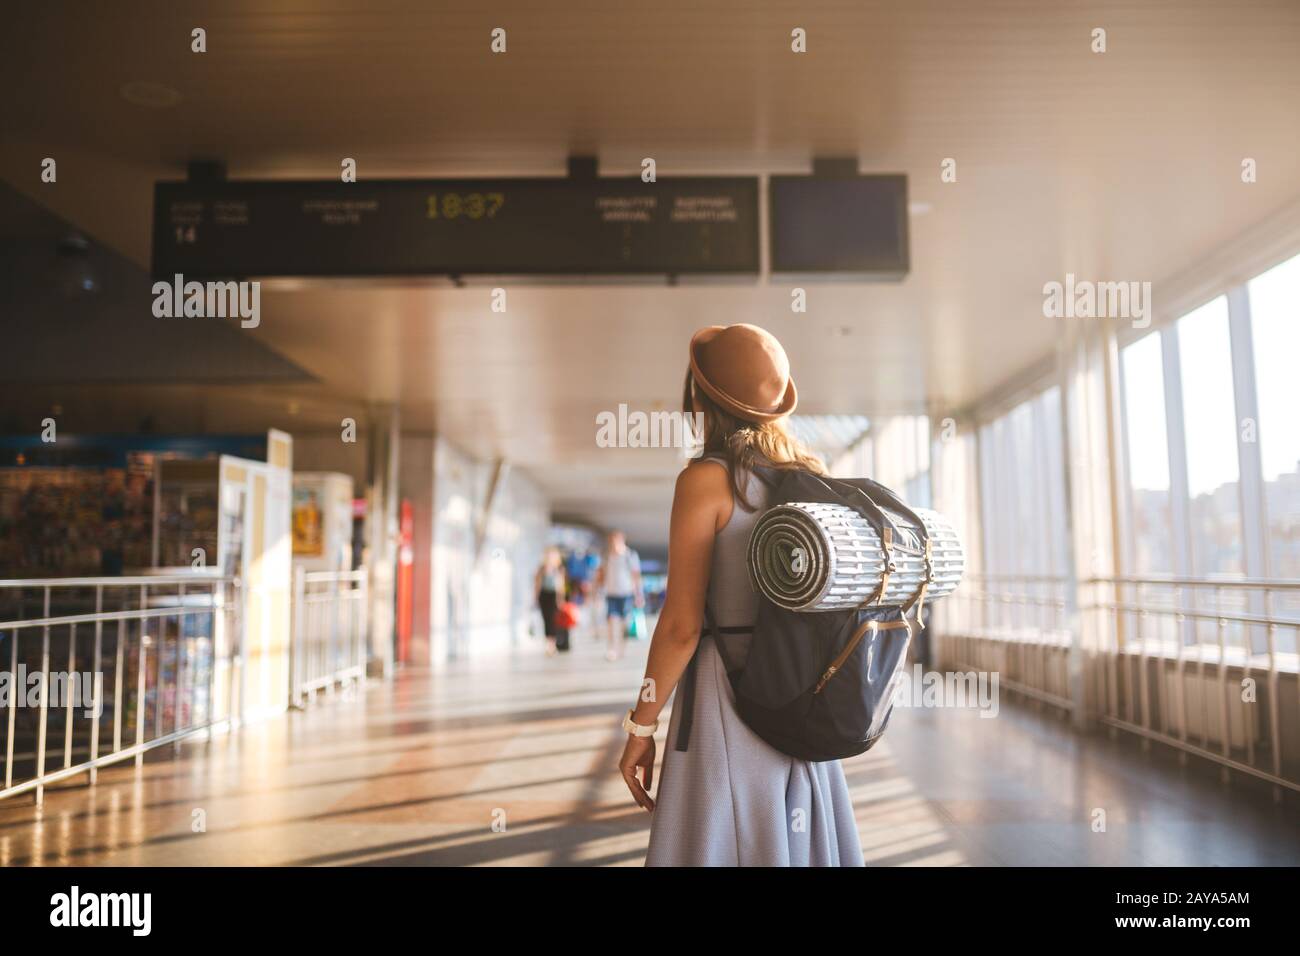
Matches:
[[151, 177, 759, 279], [769, 174, 909, 278]]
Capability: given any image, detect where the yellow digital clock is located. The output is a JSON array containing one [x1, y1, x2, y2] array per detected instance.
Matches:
[[426, 192, 505, 220]]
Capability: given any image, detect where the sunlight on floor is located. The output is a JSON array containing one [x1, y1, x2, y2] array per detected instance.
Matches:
[[3, 632, 1292, 866]]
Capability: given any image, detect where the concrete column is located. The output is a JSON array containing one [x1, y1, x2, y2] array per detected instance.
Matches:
[[398, 432, 435, 666], [367, 404, 400, 678]]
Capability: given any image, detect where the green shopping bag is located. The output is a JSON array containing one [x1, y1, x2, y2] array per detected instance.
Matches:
[[626, 607, 647, 639]]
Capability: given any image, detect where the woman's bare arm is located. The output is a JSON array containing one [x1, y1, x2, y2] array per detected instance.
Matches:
[[618, 460, 733, 809], [619, 459, 731, 810], [631, 459, 731, 725]]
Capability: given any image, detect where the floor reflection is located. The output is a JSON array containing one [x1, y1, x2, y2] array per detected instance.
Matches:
[[1, 631, 1295, 867]]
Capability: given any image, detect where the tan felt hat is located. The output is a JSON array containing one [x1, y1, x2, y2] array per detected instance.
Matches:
[[688, 323, 798, 424]]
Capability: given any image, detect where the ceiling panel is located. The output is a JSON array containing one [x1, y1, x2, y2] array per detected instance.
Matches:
[[3, 0, 1298, 545]]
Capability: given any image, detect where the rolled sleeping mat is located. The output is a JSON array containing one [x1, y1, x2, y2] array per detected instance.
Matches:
[[747, 501, 964, 613]]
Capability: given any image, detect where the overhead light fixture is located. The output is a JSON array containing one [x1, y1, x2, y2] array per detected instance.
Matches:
[[120, 80, 183, 109]]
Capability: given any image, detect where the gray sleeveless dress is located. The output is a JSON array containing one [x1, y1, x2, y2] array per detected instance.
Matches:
[[645, 460, 865, 867]]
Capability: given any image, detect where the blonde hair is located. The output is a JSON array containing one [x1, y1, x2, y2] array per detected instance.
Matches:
[[683, 371, 826, 511]]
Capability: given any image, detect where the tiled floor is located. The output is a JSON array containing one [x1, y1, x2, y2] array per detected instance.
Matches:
[[1, 630, 1296, 866]]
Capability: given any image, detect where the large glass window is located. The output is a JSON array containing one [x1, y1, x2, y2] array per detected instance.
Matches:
[[1177, 296, 1243, 577], [864, 416, 931, 508], [1247, 252, 1300, 581], [904, 416, 931, 508], [1040, 387, 1070, 578], [976, 389, 1070, 635], [961, 254, 1300, 667], [978, 422, 1003, 576], [1120, 332, 1174, 573], [930, 426, 982, 634]]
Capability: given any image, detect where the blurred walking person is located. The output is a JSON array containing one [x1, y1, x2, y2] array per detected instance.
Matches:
[[535, 547, 568, 655], [565, 546, 598, 639], [599, 530, 643, 661]]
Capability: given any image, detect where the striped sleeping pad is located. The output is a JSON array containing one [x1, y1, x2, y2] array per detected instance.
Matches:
[[747, 501, 964, 612]]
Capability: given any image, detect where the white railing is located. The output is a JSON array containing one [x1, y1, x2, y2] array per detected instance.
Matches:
[[932, 573, 1300, 793], [290, 567, 367, 706], [0, 574, 240, 804], [933, 574, 1075, 711], [1082, 574, 1300, 794]]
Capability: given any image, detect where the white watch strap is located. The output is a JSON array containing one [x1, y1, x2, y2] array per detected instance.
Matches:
[[623, 709, 658, 737]]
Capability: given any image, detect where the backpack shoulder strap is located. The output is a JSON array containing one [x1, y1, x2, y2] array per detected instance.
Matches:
[[801, 470, 897, 538], [673, 606, 713, 753], [813, 473, 935, 620], [845, 478, 935, 623], [749, 462, 781, 489], [673, 603, 750, 753]]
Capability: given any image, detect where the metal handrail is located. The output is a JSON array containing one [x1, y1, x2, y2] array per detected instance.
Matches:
[[289, 566, 367, 707], [1081, 602, 1300, 631], [1086, 574, 1300, 591], [302, 569, 365, 584], [969, 572, 1300, 591], [933, 569, 1300, 794], [969, 573, 1071, 583], [1, 574, 240, 805], [0, 604, 222, 631], [0, 572, 224, 588]]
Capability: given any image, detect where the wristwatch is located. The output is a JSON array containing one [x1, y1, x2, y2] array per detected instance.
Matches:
[[623, 709, 659, 737]]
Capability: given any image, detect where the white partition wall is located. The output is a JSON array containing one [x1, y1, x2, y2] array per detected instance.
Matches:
[[430, 437, 549, 664], [217, 429, 293, 721]]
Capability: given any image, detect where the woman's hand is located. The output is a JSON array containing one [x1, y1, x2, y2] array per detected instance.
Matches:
[[615, 461, 729, 815], [619, 734, 657, 812]]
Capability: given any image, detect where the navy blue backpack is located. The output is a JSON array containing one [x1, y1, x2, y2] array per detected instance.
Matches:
[[675, 465, 933, 762]]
